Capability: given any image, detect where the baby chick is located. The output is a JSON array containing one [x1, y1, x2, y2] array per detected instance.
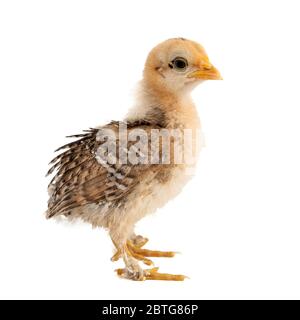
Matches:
[[46, 38, 221, 281]]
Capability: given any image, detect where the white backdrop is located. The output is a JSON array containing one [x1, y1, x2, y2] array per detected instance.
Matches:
[[0, 0, 300, 299]]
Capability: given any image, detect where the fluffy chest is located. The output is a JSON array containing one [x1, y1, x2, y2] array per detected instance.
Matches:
[[123, 164, 195, 222]]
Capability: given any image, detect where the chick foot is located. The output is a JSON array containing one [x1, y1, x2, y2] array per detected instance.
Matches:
[[127, 240, 176, 260], [111, 239, 176, 266], [112, 239, 185, 281], [116, 267, 186, 281]]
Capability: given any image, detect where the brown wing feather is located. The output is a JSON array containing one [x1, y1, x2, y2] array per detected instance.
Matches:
[[46, 121, 162, 219]]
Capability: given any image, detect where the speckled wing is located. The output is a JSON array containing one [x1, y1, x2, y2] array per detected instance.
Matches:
[[46, 121, 162, 218]]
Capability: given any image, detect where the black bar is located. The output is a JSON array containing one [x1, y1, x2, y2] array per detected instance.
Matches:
[[0, 300, 299, 319]]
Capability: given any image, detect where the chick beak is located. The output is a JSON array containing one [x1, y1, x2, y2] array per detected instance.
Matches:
[[188, 62, 222, 80]]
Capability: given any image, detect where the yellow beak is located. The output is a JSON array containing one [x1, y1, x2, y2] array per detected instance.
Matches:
[[188, 65, 222, 80]]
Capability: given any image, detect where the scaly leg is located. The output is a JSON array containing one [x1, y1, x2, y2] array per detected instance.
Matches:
[[112, 238, 186, 281], [111, 233, 148, 262]]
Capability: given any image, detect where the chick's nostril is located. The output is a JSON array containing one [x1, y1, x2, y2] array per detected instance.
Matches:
[[202, 64, 212, 70]]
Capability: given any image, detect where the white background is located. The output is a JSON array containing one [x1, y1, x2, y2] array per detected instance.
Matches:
[[0, 0, 300, 299]]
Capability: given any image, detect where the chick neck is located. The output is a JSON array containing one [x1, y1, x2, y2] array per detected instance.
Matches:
[[126, 80, 200, 130]]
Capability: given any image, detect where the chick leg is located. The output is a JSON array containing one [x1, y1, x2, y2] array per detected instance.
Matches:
[[111, 239, 176, 264], [111, 233, 148, 262], [111, 239, 153, 266], [113, 240, 186, 281], [115, 244, 186, 281], [110, 227, 185, 281], [110, 227, 151, 280]]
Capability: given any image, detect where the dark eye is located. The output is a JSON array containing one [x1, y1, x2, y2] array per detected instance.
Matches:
[[169, 57, 188, 71]]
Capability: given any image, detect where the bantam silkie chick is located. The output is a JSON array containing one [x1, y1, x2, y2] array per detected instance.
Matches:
[[46, 38, 221, 281]]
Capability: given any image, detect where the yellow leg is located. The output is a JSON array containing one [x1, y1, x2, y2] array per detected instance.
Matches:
[[111, 240, 153, 265], [125, 243, 153, 266], [112, 237, 186, 281], [111, 235, 148, 262]]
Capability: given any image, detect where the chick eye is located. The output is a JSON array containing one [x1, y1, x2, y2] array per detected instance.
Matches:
[[169, 57, 188, 71]]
